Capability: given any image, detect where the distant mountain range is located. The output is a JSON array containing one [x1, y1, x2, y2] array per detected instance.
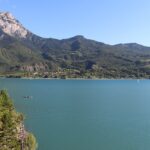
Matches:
[[0, 12, 150, 78]]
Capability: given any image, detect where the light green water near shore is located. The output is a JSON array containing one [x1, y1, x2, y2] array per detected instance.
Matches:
[[0, 79, 150, 150]]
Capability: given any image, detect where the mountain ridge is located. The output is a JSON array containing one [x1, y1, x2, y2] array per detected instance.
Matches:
[[0, 12, 150, 78]]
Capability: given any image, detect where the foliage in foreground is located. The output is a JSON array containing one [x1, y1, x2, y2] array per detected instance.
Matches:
[[0, 90, 37, 150]]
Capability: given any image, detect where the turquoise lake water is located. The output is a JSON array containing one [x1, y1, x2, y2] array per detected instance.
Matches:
[[0, 79, 150, 150]]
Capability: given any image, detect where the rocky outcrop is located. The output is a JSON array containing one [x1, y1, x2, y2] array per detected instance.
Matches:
[[20, 63, 49, 72], [0, 12, 28, 38]]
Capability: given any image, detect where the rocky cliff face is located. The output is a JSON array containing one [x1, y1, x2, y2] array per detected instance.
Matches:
[[20, 63, 49, 72], [0, 12, 29, 38]]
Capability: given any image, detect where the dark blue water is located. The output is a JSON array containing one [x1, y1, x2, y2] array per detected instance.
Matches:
[[0, 79, 150, 150]]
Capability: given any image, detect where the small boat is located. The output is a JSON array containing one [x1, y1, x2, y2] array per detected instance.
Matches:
[[23, 96, 33, 99]]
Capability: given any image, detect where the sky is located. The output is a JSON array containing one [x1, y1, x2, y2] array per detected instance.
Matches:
[[0, 0, 150, 46]]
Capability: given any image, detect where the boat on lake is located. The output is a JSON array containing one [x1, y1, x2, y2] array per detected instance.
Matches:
[[23, 96, 33, 99]]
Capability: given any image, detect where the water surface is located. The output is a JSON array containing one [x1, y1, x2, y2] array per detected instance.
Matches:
[[0, 79, 150, 150]]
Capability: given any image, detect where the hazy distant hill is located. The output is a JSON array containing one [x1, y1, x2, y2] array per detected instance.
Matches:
[[0, 12, 150, 78]]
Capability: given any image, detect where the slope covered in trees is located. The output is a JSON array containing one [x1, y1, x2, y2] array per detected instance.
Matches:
[[0, 12, 150, 78], [0, 90, 37, 150]]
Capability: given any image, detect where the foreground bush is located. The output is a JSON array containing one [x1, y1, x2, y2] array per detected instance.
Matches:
[[0, 90, 37, 150]]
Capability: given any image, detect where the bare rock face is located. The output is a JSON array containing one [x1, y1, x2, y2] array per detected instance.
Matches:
[[0, 12, 28, 38], [20, 63, 49, 72]]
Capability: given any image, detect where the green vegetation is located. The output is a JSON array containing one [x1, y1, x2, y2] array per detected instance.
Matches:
[[0, 27, 150, 79], [0, 13, 150, 79], [0, 90, 37, 150]]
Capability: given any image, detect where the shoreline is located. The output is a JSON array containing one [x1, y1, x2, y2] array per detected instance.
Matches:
[[0, 76, 149, 80]]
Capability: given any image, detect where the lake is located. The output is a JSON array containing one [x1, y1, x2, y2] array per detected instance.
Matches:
[[0, 79, 150, 150]]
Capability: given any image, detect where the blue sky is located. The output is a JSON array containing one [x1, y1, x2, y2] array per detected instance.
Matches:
[[0, 0, 150, 46]]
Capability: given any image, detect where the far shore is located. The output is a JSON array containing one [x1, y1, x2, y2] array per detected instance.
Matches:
[[0, 76, 149, 80]]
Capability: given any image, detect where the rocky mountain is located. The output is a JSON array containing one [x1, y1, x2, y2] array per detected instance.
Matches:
[[0, 12, 28, 38], [0, 12, 150, 78]]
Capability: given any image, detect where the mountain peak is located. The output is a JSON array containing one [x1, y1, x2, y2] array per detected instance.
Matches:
[[72, 35, 85, 39], [67, 35, 85, 41], [0, 12, 15, 20], [0, 11, 28, 38]]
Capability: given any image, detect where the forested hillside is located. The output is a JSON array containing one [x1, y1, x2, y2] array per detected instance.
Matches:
[[0, 12, 150, 78], [0, 90, 37, 150]]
